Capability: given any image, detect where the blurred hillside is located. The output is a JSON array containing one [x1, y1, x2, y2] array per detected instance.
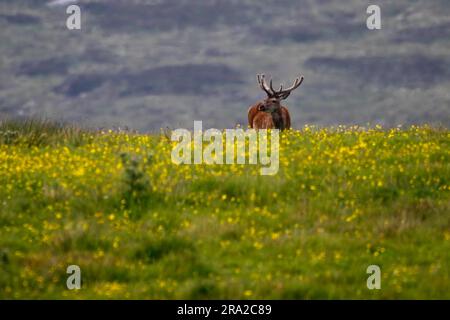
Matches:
[[1, 0, 450, 131]]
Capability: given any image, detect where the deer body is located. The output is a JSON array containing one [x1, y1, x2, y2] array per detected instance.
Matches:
[[248, 74, 303, 130], [248, 102, 291, 130]]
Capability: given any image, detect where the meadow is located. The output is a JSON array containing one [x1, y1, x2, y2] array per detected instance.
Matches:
[[0, 119, 449, 299]]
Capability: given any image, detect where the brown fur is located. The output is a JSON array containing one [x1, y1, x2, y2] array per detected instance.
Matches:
[[248, 102, 291, 130]]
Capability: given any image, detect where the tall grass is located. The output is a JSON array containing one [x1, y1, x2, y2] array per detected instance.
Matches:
[[0, 118, 90, 147]]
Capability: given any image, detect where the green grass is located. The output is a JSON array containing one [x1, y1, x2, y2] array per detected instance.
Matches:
[[0, 119, 449, 299], [0, 118, 91, 147]]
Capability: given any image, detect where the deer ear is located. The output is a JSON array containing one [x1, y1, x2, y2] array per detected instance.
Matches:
[[257, 104, 265, 111]]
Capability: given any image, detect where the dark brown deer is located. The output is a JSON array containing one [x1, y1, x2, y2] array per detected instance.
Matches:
[[248, 74, 304, 130]]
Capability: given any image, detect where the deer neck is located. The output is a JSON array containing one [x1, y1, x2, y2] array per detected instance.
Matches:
[[271, 109, 284, 130]]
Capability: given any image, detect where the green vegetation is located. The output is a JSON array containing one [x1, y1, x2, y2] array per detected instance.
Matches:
[[0, 119, 449, 299]]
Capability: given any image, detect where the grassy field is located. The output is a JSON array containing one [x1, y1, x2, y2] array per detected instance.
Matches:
[[0, 119, 449, 299]]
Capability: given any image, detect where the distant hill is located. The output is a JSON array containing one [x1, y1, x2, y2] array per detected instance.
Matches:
[[1, 0, 449, 130]]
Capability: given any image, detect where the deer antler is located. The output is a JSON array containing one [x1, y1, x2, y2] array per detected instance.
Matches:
[[257, 74, 274, 97], [275, 76, 304, 100], [257, 74, 304, 100]]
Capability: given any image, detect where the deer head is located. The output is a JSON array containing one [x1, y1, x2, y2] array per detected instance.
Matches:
[[256, 74, 304, 113]]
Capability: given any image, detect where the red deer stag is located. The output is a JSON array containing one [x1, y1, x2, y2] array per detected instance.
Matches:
[[248, 74, 304, 130]]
